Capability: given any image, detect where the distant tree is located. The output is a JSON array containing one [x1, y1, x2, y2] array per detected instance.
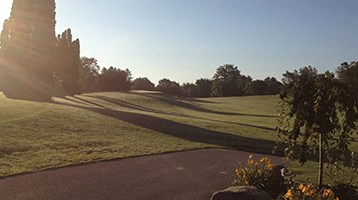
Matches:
[[335, 61, 358, 102], [237, 75, 252, 96], [78, 57, 100, 92], [0, 0, 57, 101], [195, 78, 212, 97], [277, 67, 358, 187], [55, 28, 80, 96], [99, 67, 132, 91], [264, 77, 283, 95], [211, 64, 241, 97], [132, 77, 155, 91], [251, 80, 268, 95], [181, 83, 197, 97], [156, 78, 182, 96], [243, 82, 254, 96]]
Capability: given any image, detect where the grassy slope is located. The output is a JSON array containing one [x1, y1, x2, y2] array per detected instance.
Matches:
[[0, 91, 281, 177], [1, 91, 357, 185]]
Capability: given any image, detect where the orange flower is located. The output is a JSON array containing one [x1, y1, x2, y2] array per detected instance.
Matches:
[[307, 189, 315, 196], [258, 169, 263, 173], [236, 170, 240, 175], [267, 163, 275, 170], [299, 184, 304, 190], [300, 183, 312, 193], [285, 189, 293, 198], [249, 155, 253, 159], [322, 189, 334, 198]]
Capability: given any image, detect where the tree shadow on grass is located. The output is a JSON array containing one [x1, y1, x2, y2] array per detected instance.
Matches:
[[135, 92, 256, 116], [84, 95, 180, 116], [77, 94, 277, 133], [54, 100, 285, 156], [56, 96, 89, 107], [87, 92, 277, 118], [72, 96, 106, 108]]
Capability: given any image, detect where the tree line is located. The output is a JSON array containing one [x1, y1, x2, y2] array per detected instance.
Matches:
[[133, 62, 358, 99], [78, 60, 283, 97], [132, 64, 283, 98]]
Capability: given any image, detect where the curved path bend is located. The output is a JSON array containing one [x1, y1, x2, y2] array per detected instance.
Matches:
[[0, 148, 286, 200]]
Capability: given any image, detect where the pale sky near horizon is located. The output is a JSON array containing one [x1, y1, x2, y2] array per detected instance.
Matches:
[[0, 0, 357, 85]]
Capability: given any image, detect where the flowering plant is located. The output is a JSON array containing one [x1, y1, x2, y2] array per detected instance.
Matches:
[[279, 165, 340, 200], [281, 183, 338, 200], [233, 155, 280, 197]]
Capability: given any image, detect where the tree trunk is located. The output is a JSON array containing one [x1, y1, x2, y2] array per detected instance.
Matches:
[[318, 132, 323, 188]]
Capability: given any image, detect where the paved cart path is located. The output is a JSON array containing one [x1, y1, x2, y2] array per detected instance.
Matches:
[[0, 148, 286, 200]]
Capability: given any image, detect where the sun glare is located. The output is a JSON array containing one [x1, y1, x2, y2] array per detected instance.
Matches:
[[0, 1, 12, 24]]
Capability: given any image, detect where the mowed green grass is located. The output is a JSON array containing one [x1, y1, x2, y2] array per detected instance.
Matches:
[[0, 91, 281, 177], [1, 91, 357, 185]]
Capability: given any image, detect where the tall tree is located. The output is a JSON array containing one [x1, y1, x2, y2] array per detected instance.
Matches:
[[0, 0, 57, 101], [55, 28, 80, 96], [211, 64, 241, 97], [277, 67, 358, 187]]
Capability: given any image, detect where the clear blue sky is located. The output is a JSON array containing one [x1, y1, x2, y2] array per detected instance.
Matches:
[[1, 0, 357, 85]]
